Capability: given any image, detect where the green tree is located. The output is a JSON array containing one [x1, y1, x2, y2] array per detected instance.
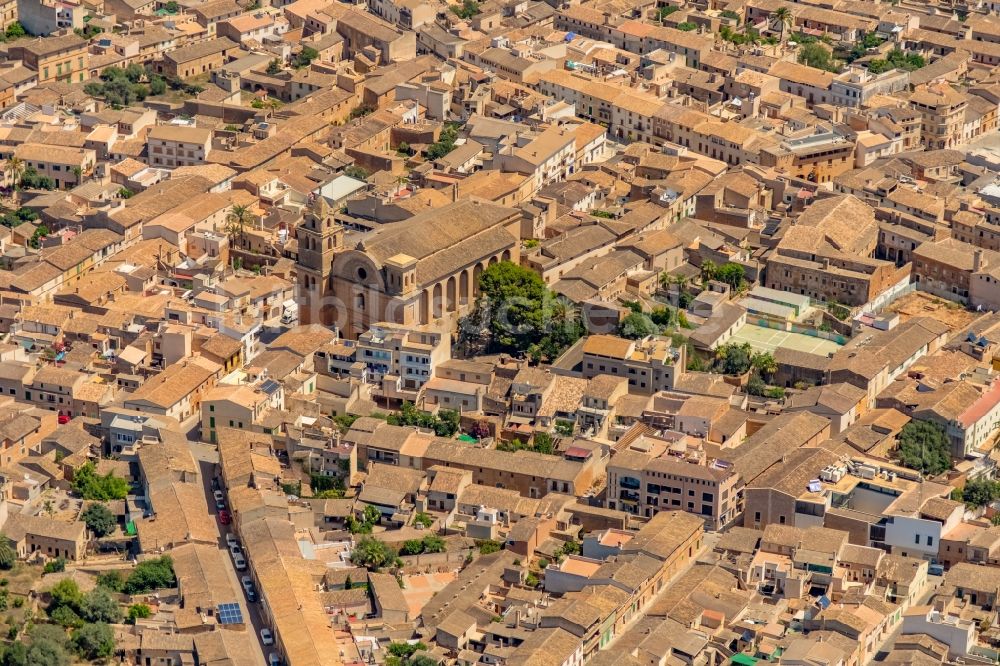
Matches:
[[351, 537, 396, 570], [71, 623, 114, 660], [715, 263, 746, 291], [123, 556, 175, 594], [555, 420, 574, 437], [618, 312, 657, 339], [387, 642, 427, 660], [962, 478, 1000, 508], [49, 578, 82, 612], [401, 539, 424, 556], [451, 0, 480, 18], [149, 75, 167, 95], [26, 639, 69, 666], [533, 432, 554, 455], [3, 641, 27, 666], [751, 352, 777, 380], [700, 260, 717, 282], [720, 9, 741, 22], [427, 122, 461, 160], [96, 570, 125, 592], [72, 461, 128, 500], [43, 557, 66, 574], [714, 342, 754, 375], [266, 58, 282, 75], [559, 540, 580, 556], [164, 1, 180, 12], [897, 420, 952, 476], [4, 22, 25, 40], [676, 21, 697, 30], [81, 503, 116, 537], [0, 536, 15, 570], [5, 156, 23, 190], [771, 6, 793, 42], [656, 5, 678, 21], [799, 42, 839, 72], [463, 261, 583, 360], [294, 46, 319, 68], [421, 534, 446, 554], [50, 605, 83, 628], [344, 165, 369, 180], [225, 203, 253, 251], [127, 603, 151, 623], [478, 539, 502, 555], [81, 587, 122, 624]]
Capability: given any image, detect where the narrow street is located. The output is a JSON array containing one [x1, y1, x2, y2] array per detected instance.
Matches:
[[873, 571, 944, 660], [598, 531, 721, 654], [187, 439, 268, 665]]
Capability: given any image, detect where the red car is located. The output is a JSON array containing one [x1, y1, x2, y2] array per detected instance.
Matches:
[[57, 415, 70, 425], [218, 510, 231, 525]]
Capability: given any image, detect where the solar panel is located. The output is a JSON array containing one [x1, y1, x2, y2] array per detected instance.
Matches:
[[217, 602, 244, 625], [260, 380, 281, 396]]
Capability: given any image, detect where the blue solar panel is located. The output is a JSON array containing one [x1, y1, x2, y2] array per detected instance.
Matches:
[[261, 380, 281, 395], [218, 603, 244, 625]]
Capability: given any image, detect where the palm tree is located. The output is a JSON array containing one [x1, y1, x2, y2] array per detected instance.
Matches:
[[771, 6, 793, 44], [225, 204, 253, 252], [5, 155, 23, 190], [700, 260, 717, 282], [72, 165, 83, 185], [751, 352, 778, 379], [0, 535, 15, 570]]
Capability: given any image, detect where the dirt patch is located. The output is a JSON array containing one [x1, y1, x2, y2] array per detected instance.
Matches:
[[886, 291, 978, 332]]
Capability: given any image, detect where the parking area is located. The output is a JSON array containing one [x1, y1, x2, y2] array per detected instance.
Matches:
[[729, 323, 843, 356]]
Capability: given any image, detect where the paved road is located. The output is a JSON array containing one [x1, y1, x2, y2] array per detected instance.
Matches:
[[187, 439, 270, 664]]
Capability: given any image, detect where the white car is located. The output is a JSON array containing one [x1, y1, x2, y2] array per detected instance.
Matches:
[[233, 553, 247, 571], [268, 653, 281, 666], [226, 534, 239, 549], [260, 628, 274, 646], [213, 490, 225, 503]]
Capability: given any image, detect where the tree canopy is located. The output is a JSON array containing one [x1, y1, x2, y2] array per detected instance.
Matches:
[[387, 402, 460, 437], [714, 263, 747, 291], [72, 462, 128, 500], [798, 42, 839, 72], [123, 556, 176, 594], [961, 478, 1000, 508], [81, 503, 116, 537], [72, 623, 115, 660], [618, 312, 657, 340], [897, 420, 952, 476], [461, 261, 583, 362], [351, 537, 397, 570]]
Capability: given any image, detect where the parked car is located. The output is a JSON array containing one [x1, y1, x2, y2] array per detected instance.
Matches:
[[233, 553, 247, 571], [229, 543, 242, 558], [268, 653, 281, 666], [57, 415, 70, 425], [213, 490, 225, 503], [241, 575, 256, 601], [260, 628, 274, 646], [929, 563, 945, 576], [226, 534, 239, 549], [218, 510, 230, 525]]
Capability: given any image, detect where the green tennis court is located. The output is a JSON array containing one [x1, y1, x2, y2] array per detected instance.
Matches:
[[729, 323, 842, 356]]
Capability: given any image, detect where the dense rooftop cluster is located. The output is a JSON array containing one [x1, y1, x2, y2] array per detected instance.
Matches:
[[1, 0, 1000, 664]]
